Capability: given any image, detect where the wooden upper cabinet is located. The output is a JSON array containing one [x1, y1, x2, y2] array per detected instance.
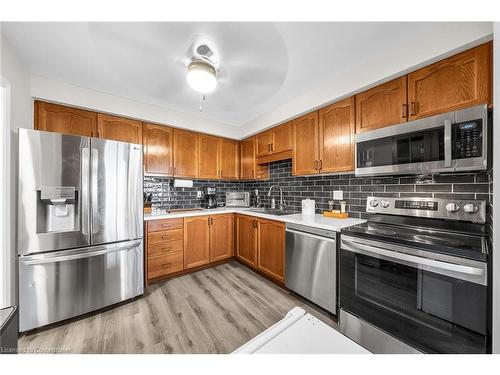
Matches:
[[209, 214, 234, 262], [319, 97, 355, 173], [256, 130, 273, 157], [271, 122, 292, 154], [220, 139, 239, 179], [407, 42, 492, 121], [198, 134, 220, 179], [240, 137, 256, 179], [34, 101, 97, 137], [236, 215, 258, 267], [143, 123, 173, 176], [184, 216, 210, 269], [173, 129, 199, 178], [355, 76, 408, 133], [292, 111, 319, 176], [97, 113, 143, 143], [257, 219, 285, 282]]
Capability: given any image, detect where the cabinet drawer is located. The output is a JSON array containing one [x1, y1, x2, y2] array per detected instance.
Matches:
[[147, 218, 183, 232], [148, 228, 184, 244], [148, 252, 183, 279], [148, 240, 183, 257]]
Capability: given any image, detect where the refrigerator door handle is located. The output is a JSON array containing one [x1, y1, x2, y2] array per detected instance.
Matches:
[[81, 147, 90, 241], [91, 147, 99, 234], [20, 239, 142, 265]]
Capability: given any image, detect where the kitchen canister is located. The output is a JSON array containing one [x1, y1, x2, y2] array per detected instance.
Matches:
[[301, 198, 316, 216]]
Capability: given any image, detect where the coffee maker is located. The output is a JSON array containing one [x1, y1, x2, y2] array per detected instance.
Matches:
[[202, 187, 217, 208]]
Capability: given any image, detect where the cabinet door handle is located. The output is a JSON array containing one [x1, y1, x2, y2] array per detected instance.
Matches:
[[319, 160, 322, 171], [409, 102, 418, 116], [173, 166, 176, 176], [251, 169, 254, 178], [401, 104, 408, 119], [271, 143, 274, 152], [314, 160, 318, 170]]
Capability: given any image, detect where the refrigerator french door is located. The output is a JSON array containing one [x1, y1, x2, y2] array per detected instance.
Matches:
[[18, 129, 144, 331]]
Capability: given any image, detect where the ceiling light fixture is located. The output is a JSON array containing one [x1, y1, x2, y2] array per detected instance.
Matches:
[[186, 60, 217, 94]]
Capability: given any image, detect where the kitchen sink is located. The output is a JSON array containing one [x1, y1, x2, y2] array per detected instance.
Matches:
[[246, 208, 295, 216]]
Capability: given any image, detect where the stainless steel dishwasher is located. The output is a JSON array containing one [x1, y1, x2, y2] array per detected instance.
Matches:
[[285, 223, 337, 314]]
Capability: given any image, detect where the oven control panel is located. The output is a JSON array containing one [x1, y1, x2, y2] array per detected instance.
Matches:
[[394, 200, 438, 211], [366, 196, 486, 223]]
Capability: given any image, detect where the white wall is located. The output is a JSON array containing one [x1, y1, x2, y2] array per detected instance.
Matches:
[[0, 31, 33, 308], [30, 75, 241, 139], [493, 23, 500, 354]]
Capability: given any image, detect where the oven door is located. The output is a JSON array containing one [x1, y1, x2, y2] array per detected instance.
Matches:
[[340, 235, 488, 353]]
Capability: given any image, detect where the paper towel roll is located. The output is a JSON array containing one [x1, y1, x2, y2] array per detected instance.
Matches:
[[301, 199, 316, 216]]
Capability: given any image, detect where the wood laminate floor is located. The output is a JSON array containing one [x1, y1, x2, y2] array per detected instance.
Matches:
[[19, 261, 334, 354]]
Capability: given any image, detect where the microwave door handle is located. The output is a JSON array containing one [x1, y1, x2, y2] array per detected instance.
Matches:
[[342, 239, 485, 281], [444, 119, 452, 167]]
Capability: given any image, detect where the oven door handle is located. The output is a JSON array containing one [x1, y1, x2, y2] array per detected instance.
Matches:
[[341, 238, 487, 285]]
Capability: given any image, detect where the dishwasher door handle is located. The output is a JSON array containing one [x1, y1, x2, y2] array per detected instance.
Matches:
[[286, 228, 336, 244]]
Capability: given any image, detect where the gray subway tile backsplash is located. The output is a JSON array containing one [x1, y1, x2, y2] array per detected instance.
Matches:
[[144, 158, 492, 221]]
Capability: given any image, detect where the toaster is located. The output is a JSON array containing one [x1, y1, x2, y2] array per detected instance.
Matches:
[[225, 191, 251, 207]]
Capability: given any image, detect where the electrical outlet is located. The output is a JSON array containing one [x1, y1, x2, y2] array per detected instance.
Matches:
[[196, 191, 202, 198], [333, 190, 343, 200]]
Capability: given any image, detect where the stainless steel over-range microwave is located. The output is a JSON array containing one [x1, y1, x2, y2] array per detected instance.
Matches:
[[355, 104, 489, 176]]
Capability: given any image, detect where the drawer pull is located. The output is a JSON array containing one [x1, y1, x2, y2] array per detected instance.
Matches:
[[162, 235, 168, 240], [161, 263, 172, 268], [162, 223, 168, 228]]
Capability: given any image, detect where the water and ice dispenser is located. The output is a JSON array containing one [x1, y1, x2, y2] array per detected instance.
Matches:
[[36, 186, 79, 233]]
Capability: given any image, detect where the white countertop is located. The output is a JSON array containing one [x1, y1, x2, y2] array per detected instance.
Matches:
[[144, 207, 365, 232]]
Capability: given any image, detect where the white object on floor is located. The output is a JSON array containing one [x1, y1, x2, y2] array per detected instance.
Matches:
[[173, 179, 193, 188], [233, 307, 370, 354]]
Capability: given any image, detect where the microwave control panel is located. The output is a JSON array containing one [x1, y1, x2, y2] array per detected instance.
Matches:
[[452, 119, 483, 159]]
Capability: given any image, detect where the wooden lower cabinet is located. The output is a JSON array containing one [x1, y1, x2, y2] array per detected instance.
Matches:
[[184, 216, 211, 269], [210, 214, 234, 262], [257, 219, 285, 282], [146, 214, 284, 285], [236, 214, 285, 282], [146, 218, 185, 283], [236, 214, 258, 267], [148, 253, 184, 280]]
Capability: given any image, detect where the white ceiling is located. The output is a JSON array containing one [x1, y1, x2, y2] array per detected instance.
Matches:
[[1, 22, 493, 136]]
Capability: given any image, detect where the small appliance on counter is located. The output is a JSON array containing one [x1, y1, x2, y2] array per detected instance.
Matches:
[[226, 191, 250, 207], [202, 187, 218, 209]]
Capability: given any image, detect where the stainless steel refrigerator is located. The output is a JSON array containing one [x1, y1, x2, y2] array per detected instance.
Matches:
[[17, 129, 144, 331]]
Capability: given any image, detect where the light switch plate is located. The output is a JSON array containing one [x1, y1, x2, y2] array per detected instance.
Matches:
[[333, 190, 343, 200], [197, 191, 202, 198]]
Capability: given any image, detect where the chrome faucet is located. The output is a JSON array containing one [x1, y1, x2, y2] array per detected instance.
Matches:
[[268, 185, 286, 211]]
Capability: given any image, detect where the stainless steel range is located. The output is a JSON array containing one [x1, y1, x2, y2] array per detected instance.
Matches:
[[339, 196, 490, 354], [18, 129, 144, 331]]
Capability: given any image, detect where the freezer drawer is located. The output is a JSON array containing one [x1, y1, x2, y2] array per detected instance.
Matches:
[[285, 224, 337, 314], [19, 239, 143, 331]]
